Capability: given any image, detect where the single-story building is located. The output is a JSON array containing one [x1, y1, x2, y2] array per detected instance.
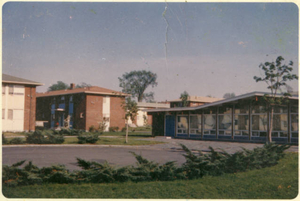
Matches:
[[36, 84, 127, 131], [147, 91, 298, 144], [2, 74, 43, 132], [128, 102, 170, 127]]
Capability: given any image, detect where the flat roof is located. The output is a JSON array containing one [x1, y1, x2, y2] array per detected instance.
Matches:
[[146, 91, 299, 113], [2, 74, 44, 86]]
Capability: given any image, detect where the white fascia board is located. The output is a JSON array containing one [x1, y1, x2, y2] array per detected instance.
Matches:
[[2, 81, 44, 86]]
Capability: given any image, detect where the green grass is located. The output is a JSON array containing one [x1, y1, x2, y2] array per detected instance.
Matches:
[[101, 131, 152, 137], [2, 153, 298, 199], [63, 136, 163, 145]]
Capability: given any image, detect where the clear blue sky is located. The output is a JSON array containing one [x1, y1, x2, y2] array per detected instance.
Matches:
[[2, 2, 298, 101]]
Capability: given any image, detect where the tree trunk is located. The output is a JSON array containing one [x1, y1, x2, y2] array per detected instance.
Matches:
[[125, 120, 129, 143], [268, 107, 274, 143]]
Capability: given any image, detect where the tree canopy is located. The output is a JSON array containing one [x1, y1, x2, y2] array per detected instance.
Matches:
[[118, 70, 158, 102], [223, 93, 235, 99], [180, 91, 189, 107], [48, 81, 92, 92], [47, 81, 69, 92], [253, 56, 298, 142]]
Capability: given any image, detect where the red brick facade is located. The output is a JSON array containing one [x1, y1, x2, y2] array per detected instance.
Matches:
[[24, 86, 37, 131], [110, 96, 126, 129], [85, 95, 104, 130]]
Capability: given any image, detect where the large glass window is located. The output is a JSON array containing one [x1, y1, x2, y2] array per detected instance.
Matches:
[[177, 116, 188, 134], [8, 109, 13, 120], [252, 114, 268, 137], [190, 114, 201, 134], [218, 106, 232, 135], [204, 108, 216, 135], [8, 85, 14, 94], [291, 103, 298, 138], [234, 103, 249, 136]]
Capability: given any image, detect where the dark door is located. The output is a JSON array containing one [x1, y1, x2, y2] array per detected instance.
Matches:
[[165, 115, 175, 137]]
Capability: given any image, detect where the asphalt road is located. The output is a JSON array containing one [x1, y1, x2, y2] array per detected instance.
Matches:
[[2, 146, 187, 171], [3, 138, 298, 171]]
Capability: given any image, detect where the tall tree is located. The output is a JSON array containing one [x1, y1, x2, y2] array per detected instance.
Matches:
[[253, 56, 298, 142], [122, 97, 138, 143], [76, 82, 92, 88], [180, 91, 189, 107], [47, 81, 69, 92], [118, 70, 158, 102], [223, 93, 235, 99]]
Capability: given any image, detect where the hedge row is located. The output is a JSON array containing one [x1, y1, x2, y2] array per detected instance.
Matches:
[[3, 143, 290, 186]]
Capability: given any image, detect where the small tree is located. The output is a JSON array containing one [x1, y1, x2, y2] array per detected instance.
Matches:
[[223, 93, 235, 99], [253, 56, 298, 142], [122, 97, 138, 143], [180, 91, 189, 107], [76, 82, 91, 88], [119, 70, 158, 102]]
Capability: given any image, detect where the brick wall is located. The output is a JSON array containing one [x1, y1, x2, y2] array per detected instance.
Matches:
[[85, 94, 103, 131], [74, 94, 86, 130], [24, 86, 36, 131], [110, 96, 126, 130]]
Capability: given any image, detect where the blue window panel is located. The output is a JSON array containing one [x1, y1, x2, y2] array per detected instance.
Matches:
[[69, 121, 73, 129], [51, 104, 55, 114], [69, 103, 74, 114], [58, 103, 65, 109], [218, 135, 231, 140], [51, 120, 55, 128]]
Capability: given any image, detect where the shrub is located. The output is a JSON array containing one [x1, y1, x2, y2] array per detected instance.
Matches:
[[26, 131, 64, 144], [2, 134, 9, 145], [121, 127, 126, 132], [26, 130, 45, 144], [9, 137, 24, 145], [70, 129, 83, 136], [60, 128, 72, 135], [89, 125, 97, 132], [109, 127, 119, 132], [77, 134, 99, 144]]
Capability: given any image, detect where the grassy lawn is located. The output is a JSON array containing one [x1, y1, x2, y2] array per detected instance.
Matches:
[[63, 136, 163, 145], [101, 131, 152, 137], [2, 153, 298, 199]]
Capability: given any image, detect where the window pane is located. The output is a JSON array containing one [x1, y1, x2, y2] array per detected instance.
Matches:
[[8, 109, 13, 120], [177, 116, 188, 129], [272, 114, 288, 131], [274, 106, 287, 113], [291, 105, 298, 113], [252, 105, 267, 113], [291, 114, 298, 131], [190, 115, 201, 129], [218, 114, 232, 130], [9, 85, 13, 94], [292, 132, 298, 138], [204, 114, 216, 129], [252, 114, 268, 131], [218, 106, 232, 114], [234, 103, 249, 114], [234, 115, 249, 130]]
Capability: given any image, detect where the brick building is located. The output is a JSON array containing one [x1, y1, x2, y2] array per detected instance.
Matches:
[[169, 96, 223, 108], [36, 84, 127, 131], [2, 74, 43, 132]]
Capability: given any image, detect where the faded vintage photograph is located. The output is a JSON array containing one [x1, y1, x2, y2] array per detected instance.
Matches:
[[2, 1, 299, 199]]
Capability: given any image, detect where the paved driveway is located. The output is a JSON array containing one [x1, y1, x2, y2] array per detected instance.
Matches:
[[3, 137, 298, 171]]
